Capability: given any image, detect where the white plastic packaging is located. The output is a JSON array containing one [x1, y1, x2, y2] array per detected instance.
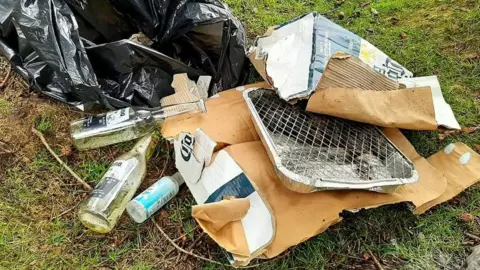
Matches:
[[127, 173, 184, 223]]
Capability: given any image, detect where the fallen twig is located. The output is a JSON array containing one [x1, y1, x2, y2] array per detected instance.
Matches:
[[0, 67, 12, 89], [368, 250, 385, 270], [51, 202, 80, 221], [180, 232, 206, 261], [153, 220, 269, 268], [466, 232, 480, 241], [32, 128, 92, 190]]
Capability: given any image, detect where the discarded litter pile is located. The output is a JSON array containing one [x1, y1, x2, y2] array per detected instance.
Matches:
[[162, 13, 479, 266], [1, 2, 479, 267]]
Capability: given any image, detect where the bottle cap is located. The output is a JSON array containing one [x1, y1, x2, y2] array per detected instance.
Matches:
[[171, 172, 185, 185]]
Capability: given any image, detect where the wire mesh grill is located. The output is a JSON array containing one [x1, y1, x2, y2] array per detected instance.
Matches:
[[246, 88, 416, 190]]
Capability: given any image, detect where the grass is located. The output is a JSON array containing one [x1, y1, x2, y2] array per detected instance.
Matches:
[[0, 0, 479, 269]]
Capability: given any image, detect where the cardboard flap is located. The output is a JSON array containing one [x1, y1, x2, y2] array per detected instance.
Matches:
[[307, 87, 437, 130], [314, 52, 400, 90], [192, 198, 250, 232], [399, 76, 460, 130], [425, 143, 480, 206], [162, 82, 271, 146], [251, 13, 316, 100]]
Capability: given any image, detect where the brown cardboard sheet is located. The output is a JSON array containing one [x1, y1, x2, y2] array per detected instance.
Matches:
[[165, 83, 480, 263], [160, 73, 201, 106], [313, 52, 400, 90], [162, 82, 271, 146], [306, 53, 438, 130], [192, 198, 250, 256], [306, 87, 437, 130], [224, 128, 450, 259], [425, 143, 480, 207]]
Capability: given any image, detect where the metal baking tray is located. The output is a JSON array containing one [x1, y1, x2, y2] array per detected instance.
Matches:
[[244, 88, 419, 193]]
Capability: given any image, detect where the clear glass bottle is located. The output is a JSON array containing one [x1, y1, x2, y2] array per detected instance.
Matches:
[[71, 100, 206, 150], [78, 134, 156, 233]]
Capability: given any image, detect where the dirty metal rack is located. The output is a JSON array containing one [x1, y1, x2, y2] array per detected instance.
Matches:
[[244, 88, 418, 193]]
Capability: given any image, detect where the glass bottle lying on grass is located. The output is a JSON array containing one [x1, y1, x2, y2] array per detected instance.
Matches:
[[78, 134, 156, 233], [70, 100, 206, 150]]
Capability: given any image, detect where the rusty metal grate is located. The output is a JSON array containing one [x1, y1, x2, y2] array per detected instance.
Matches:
[[245, 88, 417, 192]]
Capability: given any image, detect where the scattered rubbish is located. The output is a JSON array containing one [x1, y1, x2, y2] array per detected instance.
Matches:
[[71, 100, 206, 150], [162, 84, 480, 265], [306, 53, 460, 130], [0, 0, 247, 108], [467, 245, 480, 270], [162, 82, 271, 147], [248, 12, 412, 101], [127, 173, 185, 223], [1, 1, 478, 267], [174, 129, 275, 260], [78, 134, 157, 233], [244, 88, 418, 193]]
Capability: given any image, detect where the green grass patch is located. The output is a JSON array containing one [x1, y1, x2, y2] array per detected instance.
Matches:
[[34, 115, 54, 133], [0, 98, 10, 115]]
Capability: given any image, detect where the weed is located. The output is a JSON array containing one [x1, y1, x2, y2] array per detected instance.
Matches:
[[35, 115, 53, 133]]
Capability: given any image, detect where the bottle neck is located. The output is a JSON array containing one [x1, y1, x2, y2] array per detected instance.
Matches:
[[150, 100, 206, 121]]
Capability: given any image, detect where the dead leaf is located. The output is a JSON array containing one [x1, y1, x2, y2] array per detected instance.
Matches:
[[463, 52, 479, 60], [363, 252, 371, 260], [400, 32, 408, 39], [460, 213, 475, 223], [58, 144, 72, 157], [461, 126, 479, 134], [474, 145, 480, 153], [438, 127, 479, 140]]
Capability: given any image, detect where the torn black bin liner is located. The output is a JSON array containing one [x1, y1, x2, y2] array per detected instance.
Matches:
[[0, 0, 207, 109], [108, 0, 248, 95], [0, 0, 247, 108], [86, 40, 203, 108]]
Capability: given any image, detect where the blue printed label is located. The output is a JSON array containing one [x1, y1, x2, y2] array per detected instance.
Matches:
[[134, 179, 177, 216]]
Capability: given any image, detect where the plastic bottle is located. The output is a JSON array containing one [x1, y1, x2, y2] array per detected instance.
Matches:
[[78, 134, 156, 233], [126, 173, 184, 223]]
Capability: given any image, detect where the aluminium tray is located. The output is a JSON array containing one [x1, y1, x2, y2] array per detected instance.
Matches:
[[244, 88, 419, 193]]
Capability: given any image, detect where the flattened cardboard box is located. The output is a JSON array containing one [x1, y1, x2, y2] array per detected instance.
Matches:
[[306, 53, 460, 130], [163, 84, 480, 265]]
